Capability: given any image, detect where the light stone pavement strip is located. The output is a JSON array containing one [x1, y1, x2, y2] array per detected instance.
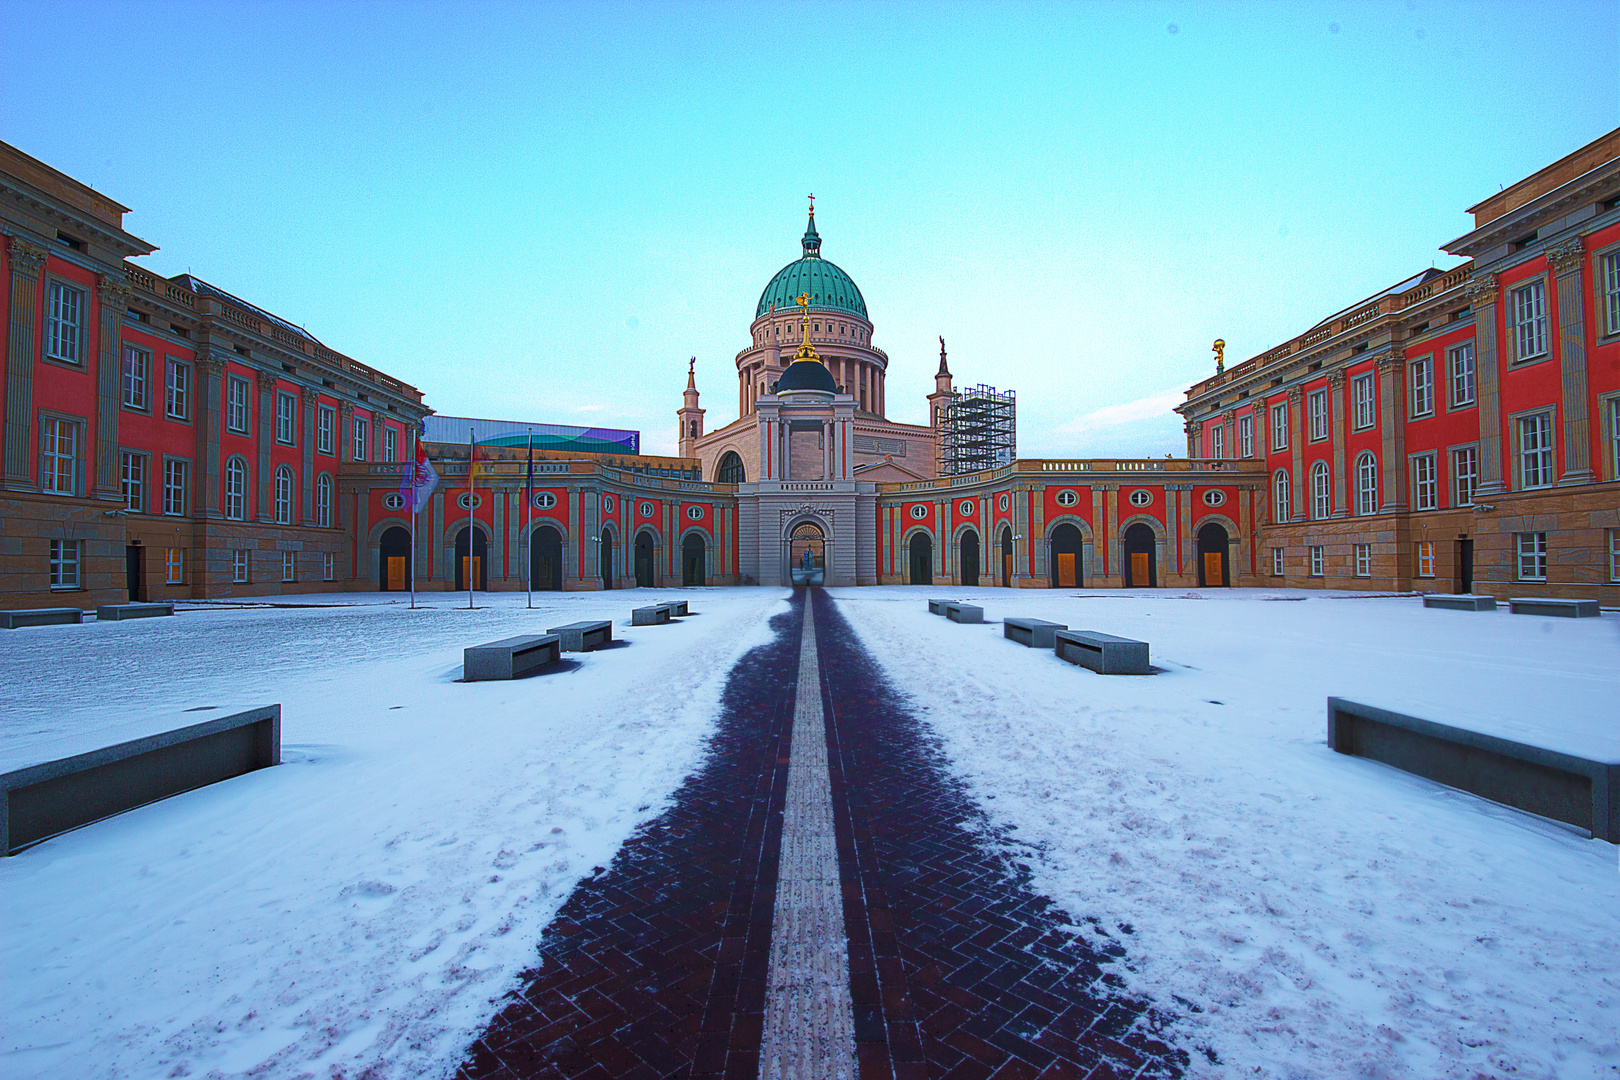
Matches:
[[757, 597, 857, 1080]]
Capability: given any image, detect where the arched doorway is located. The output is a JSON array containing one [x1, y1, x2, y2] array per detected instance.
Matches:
[[959, 528, 980, 587], [716, 451, 745, 484], [1197, 522, 1230, 587], [530, 525, 563, 591], [789, 521, 825, 585], [682, 532, 707, 586], [1000, 527, 1014, 588], [1050, 523, 1083, 587], [909, 532, 933, 586], [454, 527, 487, 591], [634, 530, 657, 588], [379, 526, 411, 590], [600, 528, 615, 589], [1123, 523, 1157, 587]]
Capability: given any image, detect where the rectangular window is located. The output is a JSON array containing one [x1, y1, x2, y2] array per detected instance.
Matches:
[[1611, 529, 1620, 582], [276, 392, 297, 445], [1238, 415, 1254, 458], [1354, 543, 1371, 577], [1409, 358, 1433, 418], [281, 551, 296, 583], [122, 345, 151, 410], [1351, 372, 1376, 430], [323, 552, 335, 582], [233, 549, 250, 584], [1516, 532, 1548, 581], [1271, 402, 1289, 451], [1610, 398, 1620, 479], [1452, 446, 1479, 507], [121, 451, 148, 512], [165, 547, 184, 584], [384, 426, 397, 462], [162, 458, 188, 516], [1211, 424, 1226, 459], [317, 405, 335, 454], [1411, 453, 1437, 511], [165, 359, 190, 421], [1603, 250, 1620, 337], [226, 376, 250, 434], [352, 416, 369, 461], [49, 539, 81, 589], [45, 281, 85, 362], [1416, 541, 1435, 578], [1309, 545, 1324, 577], [1512, 280, 1548, 360], [40, 417, 77, 495], [1271, 547, 1284, 576], [1308, 389, 1328, 440], [1448, 342, 1476, 407], [1517, 413, 1554, 489]]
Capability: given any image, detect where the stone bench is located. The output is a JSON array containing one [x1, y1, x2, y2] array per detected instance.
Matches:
[[96, 602, 176, 621], [1004, 617, 1068, 649], [548, 620, 614, 653], [0, 608, 84, 630], [944, 602, 983, 624], [1, 705, 280, 855], [928, 599, 959, 616], [1327, 698, 1619, 842], [656, 600, 690, 617], [463, 634, 562, 681], [631, 605, 671, 626], [1054, 630, 1150, 675], [1422, 594, 1497, 611], [1509, 597, 1601, 618]]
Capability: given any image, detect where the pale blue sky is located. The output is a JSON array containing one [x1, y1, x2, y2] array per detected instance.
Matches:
[[4, 1, 1616, 456]]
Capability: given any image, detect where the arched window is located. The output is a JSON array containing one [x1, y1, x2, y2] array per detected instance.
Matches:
[[1355, 453, 1379, 516], [315, 473, 333, 528], [716, 451, 745, 484], [1311, 461, 1331, 520], [1273, 470, 1291, 523], [224, 457, 247, 520], [274, 465, 294, 525]]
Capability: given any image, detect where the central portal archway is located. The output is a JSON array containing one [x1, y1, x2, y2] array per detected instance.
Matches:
[[1123, 523, 1158, 587], [959, 528, 980, 587], [379, 525, 410, 590], [1000, 526, 1013, 587], [600, 529, 615, 589], [530, 525, 563, 591], [789, 521, 825, 585], [682, 532, 707, 586], [1050, 523, 1083, 588], [1197, 521, 1230, 586], [909, 531, 933, 586], [634, 530, 657, 588], [454, 527, 487, 591]]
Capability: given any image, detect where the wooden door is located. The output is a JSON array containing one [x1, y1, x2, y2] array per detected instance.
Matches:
[[1131, 552, 1150, 586], [387, 556, 407, 590], [1056, 553, 1076, 587], [462, 555, 481, 590], [1203, 552, 1223, 586], [1003, 553, 1013, 587]]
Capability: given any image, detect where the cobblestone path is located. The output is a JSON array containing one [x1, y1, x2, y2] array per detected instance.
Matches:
[[457, 591, 1186, 1080]]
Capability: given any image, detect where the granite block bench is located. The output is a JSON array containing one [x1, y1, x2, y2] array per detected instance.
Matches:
[[656, 600, 690, 617], [1, 608, 84, 629], [463, 634, 562, 681], [96, 602, 176, 621], [1004, 617, 1067, 649], [631, 605, 671, 626], [1509, 598, 1601, 618], [548, 620, 614, 652], [928, 599, 959, 616], [1054, 630, 1150, 675], [1, 704, 280, 855], [1422, 594, 1497, 611], [1327, 698, 1619, 842], [944, 602, 983, 624]]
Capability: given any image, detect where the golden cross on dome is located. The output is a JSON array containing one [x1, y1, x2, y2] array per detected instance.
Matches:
[[808, 193, 815, 216]]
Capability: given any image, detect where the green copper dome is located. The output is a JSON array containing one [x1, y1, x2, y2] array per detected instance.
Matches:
[[756, 212, 868, 319]]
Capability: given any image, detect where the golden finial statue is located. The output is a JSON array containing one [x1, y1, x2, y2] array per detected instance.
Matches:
[[792, 292, 820, 363], [1213, 338, 1226, 374]]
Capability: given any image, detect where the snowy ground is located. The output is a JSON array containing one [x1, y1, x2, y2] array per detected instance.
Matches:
[[828, 586, 1620, 1080], [1, 588, 790, 1080]]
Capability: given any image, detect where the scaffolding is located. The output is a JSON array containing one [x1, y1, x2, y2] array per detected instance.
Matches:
[[938, 383, 1016, 475]]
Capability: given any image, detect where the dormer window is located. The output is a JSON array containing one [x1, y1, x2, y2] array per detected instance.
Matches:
[[54, 230, 85, 252], [1512, 231, 1538, 252]]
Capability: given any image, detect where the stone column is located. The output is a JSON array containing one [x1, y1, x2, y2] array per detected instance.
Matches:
[[1288, 387, 1305, 521], [1180, 487, 1194, 575], [1183, 418, 1198, 458], [1090, 486, 1106, 578], [1164, 483, 1180, 573], [299, 387, 317, 523], [582, 487, 599, 586], [1377, 350, 1408, 512], [429, 489, 446, 582], [338, 402, 355, 465], [4, 237, 48, 491], [1467, 274, 1504, 495], [196, 356, 226, 519], [1221, 410, 1235, 460], [1547, 239, 1594, 484], [94, 275, 132, 500], [255, 370, 277, 522], [934, 499, 946, 578], [492, 486, 505, 582], [1328, 372, 1348, 517]]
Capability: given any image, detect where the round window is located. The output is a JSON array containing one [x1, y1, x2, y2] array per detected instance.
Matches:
[[686, 505, 704, 520], [532, 492, 556, 510], [998, 493, 1010, 512], [910, 504, 929, 520], [1203, 489, 1228, 507], [456, 492, 482, 510], [602, 495, 615, 513], [959, 499, 975, 516], [639, 501, 655, 517], [1129, 490, 1151, 507], [1055, 490, 1077, 507], [382, 493, 405, 511]]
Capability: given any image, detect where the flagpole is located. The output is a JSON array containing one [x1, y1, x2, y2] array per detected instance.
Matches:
[[467, 425, 476, 610], [525, 428, 533, 609], [409, 508, 417, 609]]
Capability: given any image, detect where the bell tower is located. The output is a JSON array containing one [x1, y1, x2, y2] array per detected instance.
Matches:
[[928, 336, 954, 428], [677, 356, 705, 458]]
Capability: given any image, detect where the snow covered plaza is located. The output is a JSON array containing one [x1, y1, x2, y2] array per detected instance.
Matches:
[[2, 586, 1616, 1079]]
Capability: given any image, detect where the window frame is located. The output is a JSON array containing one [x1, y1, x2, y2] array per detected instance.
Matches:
[[383, 426, 397, 462], [323, 551, 336, 582], [49, 538, 81, 590], [1309, 544, 1324, 577], [44, 279, 87, 365], [232, 548, 251, 584], [315, 472, 333, 527], [122, 343, 152, 411], [274, 465, 295, 525], [1307, 389, 1328, 441], [1351, 372, 1376, 432], [1270, 402, 1289, 451], [1512, 409, 1556, 490], [1272, 470, 1291, 523], [225, 375, 251, 435], [1408, 356, 1433, 418], [281, 551, 296, 583], [1602, 393, 1620, 481], [1354, 543, 1371, 578], [1416, 541, 1436, 578], [1447, 341, 1476, 409], [317, 405, 335, 455], [120, 449, 149, 512], [1271, 546, 1284, 576], [1507, 276, 1550, 364], [1238, 414, 1254, 458], [38, 413, 83, 496], [1310, 460, 1331, 520], [165, 358, 191, 422], [165, 547, 184, 585], [352, 415, 369, 462], [1516, 532, 1548, 582], [1597, 245, 1620, 340], [1450, 444, 1479, 508], [1610, 528, 1620, 583], [275, 391, 298, 445], [1354, 452, 1378, 516], [1410, 451, 1437, 511], [162, 456, 190, 516], [224, 455, 249, 520]]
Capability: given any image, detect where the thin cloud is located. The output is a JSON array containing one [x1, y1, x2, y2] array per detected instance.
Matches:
[[1056, 388, 1185, 435]]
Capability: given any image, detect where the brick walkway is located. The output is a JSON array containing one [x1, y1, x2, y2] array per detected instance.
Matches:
[[457, 591, 1187, 1080]]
